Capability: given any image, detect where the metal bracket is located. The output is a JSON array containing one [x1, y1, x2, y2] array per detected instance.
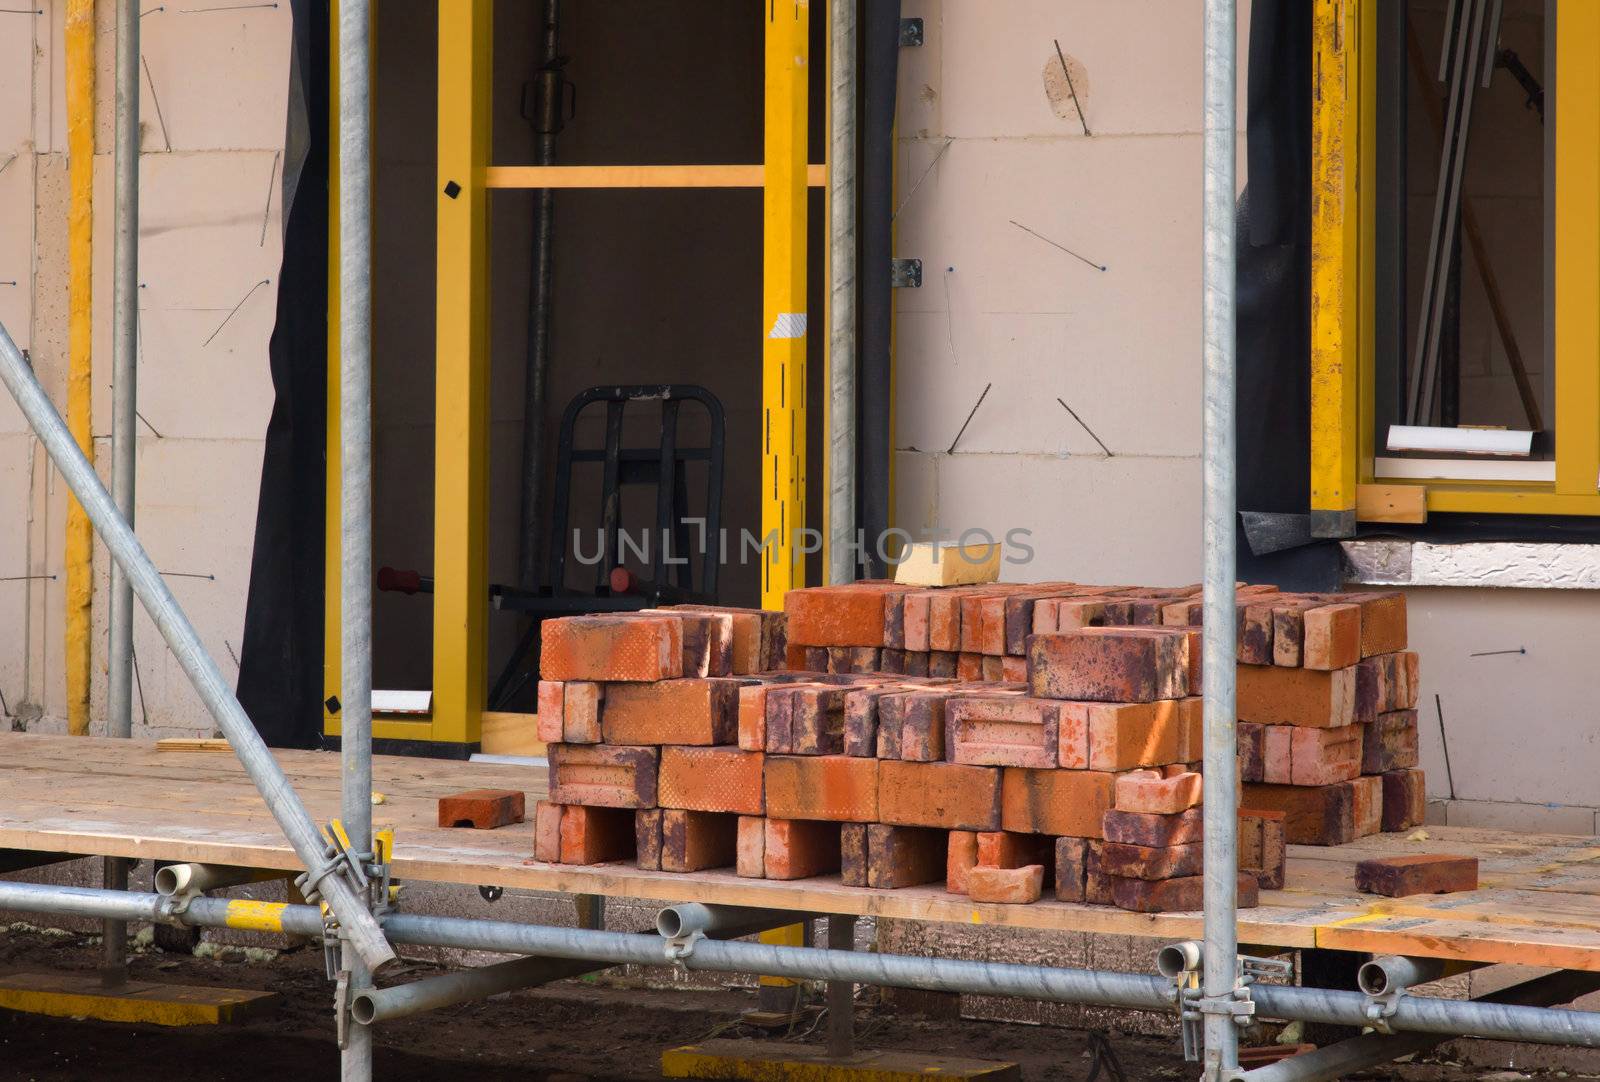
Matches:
[[334, 967, 351, 1049], [899, 17, 924, 47], [663, 928, 704, 964], [1174, 953, 1292, 1062], [890, 258, 923, 289]]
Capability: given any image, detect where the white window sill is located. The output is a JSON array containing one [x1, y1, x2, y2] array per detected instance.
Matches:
[[1342, 539, 1600, 590]]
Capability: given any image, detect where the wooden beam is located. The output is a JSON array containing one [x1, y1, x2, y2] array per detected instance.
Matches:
[[1356, 484, 1427, 524]]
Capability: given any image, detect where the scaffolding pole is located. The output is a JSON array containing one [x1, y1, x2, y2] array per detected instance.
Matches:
[[0, 318, 396, 975], [337, 0, 376, 1075], [827, 0, 857, 585]]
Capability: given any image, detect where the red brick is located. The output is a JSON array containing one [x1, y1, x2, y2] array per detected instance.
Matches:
[[1301, 604, 1361, 670], [879, 760, 1002, 830], [548, 743, 659, 808], [533, 801, 562, 862], [601, 678, 742, 746], [903, 592, 932, 652], [864, 823, 946, 888], [1362, 710, 1419, 775], [658, 746, 765, 815], [958, 595, 987, 654], [879, 648, 907, 674], [736, 815, 765, 877], [660, 809, 739, 872], [737, 684, 770, 752], [967, 864, 1044, 904], [664, 604, 787, 674], [840, 823, 869, 886], [928, 593, 964, 652], [1237, 601, 1276, 665], [843, 687, 890, 757], [764, 818, 842, 879], [1237, 722, 1265, 783], [536, 681, 565, 743], [1056, 702, 1091, 769], [1269, 601, 1315, 666], [1028, 628, 1189, 703], [1080, 699, 1190, 771], [1096, 840, 1203, 880], [1356, 854, 1476, 897], [1350, 773, 1383, 838], [1237, 664, 1355, 727], [946, 696, 1060, 769], [1052, 598, 1109, 633], [1242, 778, 1379, 845], [976, 831, 1053, 872], [792, 686, 849, 754], [978, 596, 1009, 656], [946, 830, 979, 894], [999, 768, 1114, 836], [541, 615, 683, 682], [1162, 599, 1203, 627], [957, 652, 985, 681], [558, 805, 636, 865], [1261, 725, 1292, 784], [642, 609, 734, 678], [928, 651, 958, 678], [785, 642, 811, 670], [562, 681, 603, 743], [764, 755, 879, 822], [1001, 656, 1028, 682], [1356, 592, 1407, 656], [1055, 837, 1089, 902], [1290, 724, 1363, 786], [1113, 873, 1259, 913], [1382, 768, 1427, 832], [978, 655, 1003, 682], [1102, 807, 1204, 848], [1084, 844, 1115, 905], [1239, 808, 1286, 889], [438, 788, 525, 830], [1354, 654, 1389, 722], [1393, 651, 1419, 708], [635, 808, 664, 870], [786, 586, 889, 647], [883, 692, 948, 761], [883, 592, 908, 650], [903, 651, 931, 677], [1114, 770, 1202, 815]]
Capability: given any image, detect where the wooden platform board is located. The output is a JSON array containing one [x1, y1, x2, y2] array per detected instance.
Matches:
[[4, 732, 1600, 971]]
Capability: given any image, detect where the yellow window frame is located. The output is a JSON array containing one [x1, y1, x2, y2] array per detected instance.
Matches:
[[1311, 0, 1600, 527]]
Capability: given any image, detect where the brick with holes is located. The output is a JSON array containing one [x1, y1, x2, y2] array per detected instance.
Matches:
[[438, 789, 525, 830]]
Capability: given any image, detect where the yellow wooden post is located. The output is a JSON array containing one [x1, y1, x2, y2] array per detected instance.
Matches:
[[1554, 0, 1600, 498], [1309, 0, 1361, 538], [761, 0, 810, 609], [432, 0, 494, 747], [64, 0, 95, 735]]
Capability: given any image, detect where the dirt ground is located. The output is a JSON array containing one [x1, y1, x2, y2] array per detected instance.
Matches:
[[0, 926, 1586, 1081]]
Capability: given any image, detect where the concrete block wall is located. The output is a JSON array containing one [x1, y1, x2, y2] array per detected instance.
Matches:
[[0, 1, 290, 737]]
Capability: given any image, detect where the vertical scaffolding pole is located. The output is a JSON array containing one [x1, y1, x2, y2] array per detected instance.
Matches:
[[1200, 1, 1240, 1079], [102, 0, 142, 987], [337, 0, 375, 1076], [827, 0, 857, 585]]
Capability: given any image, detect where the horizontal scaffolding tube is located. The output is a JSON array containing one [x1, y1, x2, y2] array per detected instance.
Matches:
[[5, 879, 1600, 1051], [0, 319, 395, 974], [352, 954, 601, 1025]]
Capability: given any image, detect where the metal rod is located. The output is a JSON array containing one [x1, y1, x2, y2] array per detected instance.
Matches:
[[827, 0, 857, 585], [7, 880, 1600, 1050], [516, 0, 561, 594], [352, 954, 602, 1025], [102, 0, 141, 995], [0, 320, 396, 975], [338, 0, 377, 1073], [1200, 0, 1239, 1078]]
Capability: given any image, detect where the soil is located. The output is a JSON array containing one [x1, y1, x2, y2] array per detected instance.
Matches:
[[0, 927, 1577, 1081]]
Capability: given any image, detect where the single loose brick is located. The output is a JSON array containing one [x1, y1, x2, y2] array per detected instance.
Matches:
[[562, 681, 603, 743], [658, 746, 765, 815], [947, 830, 980, 893], [635, 808, 664, 870], [536, 681, 565, 742], [1356, 592, 1407, 656], [736, 815, 765, 877], [1237, 664, 1355, 727], [1113, 873, 1259, 913], [533, 801, 562, 862], [1289, 724, 1363, 786], [967, 863, 1044, 904], [438, 788, 525, 830], [764, 755, 880, 822], [764, 818, 842, 879], [946, 696, 1061, 769], [661, 809, 739, 872], [999, 768, 1114, 837], [601, 678, 742, 746], [1303, 604, 1361, 670], [548, 743, 659, 808], [865, 823, 946, 888], [1362, 710, 1419, 775], [1028, 628, 1189, 703], [559, 804, 636, 864], [880, 760, 1002, 831], [1055, 837, 1089, 902], [1096, 841, 1203, 880], [786, 586, 889, 647], [541, 615, 683, 682], [1382, 768, 1428, 832], [1102, 807, 1204, 848], [1356, 854, 1477, 897], [1114, 770, 1202, 815]]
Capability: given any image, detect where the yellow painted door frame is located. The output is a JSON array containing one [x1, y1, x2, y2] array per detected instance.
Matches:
[[64, 0, 96, 735], [761, 0, 810, 609]]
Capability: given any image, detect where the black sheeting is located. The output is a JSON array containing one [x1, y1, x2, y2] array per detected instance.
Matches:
[[236, 0, 328, 748]]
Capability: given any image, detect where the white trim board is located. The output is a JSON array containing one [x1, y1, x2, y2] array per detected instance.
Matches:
[[1343, 539, 1600, 590], [1374, 456, 1556, 482]]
